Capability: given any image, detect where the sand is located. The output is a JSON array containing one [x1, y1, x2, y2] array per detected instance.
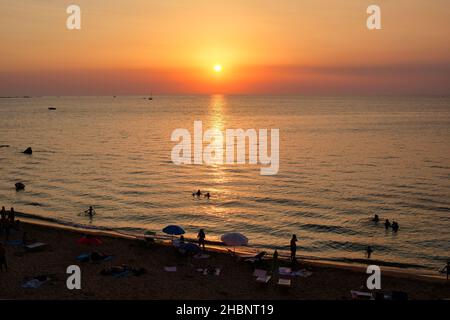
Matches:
[[0, 221, 449, 300]]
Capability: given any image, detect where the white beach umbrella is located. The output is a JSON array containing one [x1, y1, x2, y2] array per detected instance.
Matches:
[[221, 232, 249, 252]]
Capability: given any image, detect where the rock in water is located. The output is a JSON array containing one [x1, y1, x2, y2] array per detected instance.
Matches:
[[23, 147, 32, 154], [15, 182, 25, 191]]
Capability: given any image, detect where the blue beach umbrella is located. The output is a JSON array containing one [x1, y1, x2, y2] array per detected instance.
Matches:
[[179, 242, 201, 255], [162, 225, 185, 239]]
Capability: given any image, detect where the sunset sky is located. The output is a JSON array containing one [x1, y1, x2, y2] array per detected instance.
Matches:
[[0, 0, 449, 95]]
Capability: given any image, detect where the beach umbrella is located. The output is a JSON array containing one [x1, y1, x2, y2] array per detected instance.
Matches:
[[77, 236, 102, 246], [221, 232, 248, 252], [179, 242, 201, 255], [162, 225, 185, 236]]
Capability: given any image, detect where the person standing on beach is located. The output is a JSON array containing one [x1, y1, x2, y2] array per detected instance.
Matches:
[[7, 207, 15, 224], [197, 229, 206, 250], [0, 242, 7, 272], [290, 234, 298, 262], [444, 261, 450, 280], [0, 207, 6, 234]]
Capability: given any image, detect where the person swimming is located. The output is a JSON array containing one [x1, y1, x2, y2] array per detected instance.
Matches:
[[367, 246, 373, 259], [205, 192, 210, 199], [372, 214, 379, 222], [392, 221, 399, 232], [384, 219, 391, 229], [84, 206, 96, 219], [196, 189, 202, 197]]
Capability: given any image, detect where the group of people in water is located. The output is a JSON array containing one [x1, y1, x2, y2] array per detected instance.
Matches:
[[366, 214, 401, 259], [372, 214, 399, 232], [192, 190, 211, 199]]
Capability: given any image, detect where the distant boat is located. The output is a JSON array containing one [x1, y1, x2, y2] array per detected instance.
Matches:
[[148, 93, 153, 100], [48, 107, 56, 110]]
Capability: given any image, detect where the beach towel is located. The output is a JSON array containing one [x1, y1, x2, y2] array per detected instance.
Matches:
[[278, 267, 292, 276], [202, 267, 221, 276], [253, 269, 267, 278], [77, 252, 113, 263], [22, 276, 50, 289], [164, 266, 177, 272], [100, 266, 146, 277], [7, 239, 24, 246], [76, 253, 90, 262], [291, 270, 313, 278]]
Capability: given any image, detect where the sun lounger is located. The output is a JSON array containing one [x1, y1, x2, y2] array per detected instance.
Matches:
[[164, 266, 177, 272], [253, 269, 267, 278], [277, 278, 291, 287], [350, 290, 373, 300], [256, 275, 272, 283], [278, 267, 292, 276], [25, 242, 49, 252]]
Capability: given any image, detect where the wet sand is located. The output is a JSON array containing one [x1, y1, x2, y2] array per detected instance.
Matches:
[[0, 221, 449, 300]]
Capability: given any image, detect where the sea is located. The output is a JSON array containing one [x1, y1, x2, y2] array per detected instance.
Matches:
[[0, 95, 449, 272]]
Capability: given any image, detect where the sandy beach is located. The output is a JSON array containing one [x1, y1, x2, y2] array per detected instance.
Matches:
[[1, 220, 449, 300]]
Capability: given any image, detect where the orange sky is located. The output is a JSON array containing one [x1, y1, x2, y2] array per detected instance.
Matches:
[[0, 0, 449, 95]]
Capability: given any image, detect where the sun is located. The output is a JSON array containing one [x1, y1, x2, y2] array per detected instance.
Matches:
[[213, 64, 222, 73]]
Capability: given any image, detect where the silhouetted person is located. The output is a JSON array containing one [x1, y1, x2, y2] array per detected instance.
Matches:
[[22, 232, 32, 245], [205, 192, 211, 199], [196, 190, 202, 197], [372, 214, 379, 222], [197, 229, 206, 250], [0, 207, 6, 234], [272, 250, 279, 274], [0, 242, 7, 272], [85, 206, 96, 219], [392, 221, 399, 232], [384, 219, 391, 229], [179, 235, 185, 244], [8, 208, 15, 224], [367, 246, 373, 259], [290, 234, 298, 262], [446, 261, 450, 280]]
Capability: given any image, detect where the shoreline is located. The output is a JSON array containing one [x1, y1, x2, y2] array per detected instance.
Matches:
[[14, 212, 444, 280], [1, 219, 449, 299]]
